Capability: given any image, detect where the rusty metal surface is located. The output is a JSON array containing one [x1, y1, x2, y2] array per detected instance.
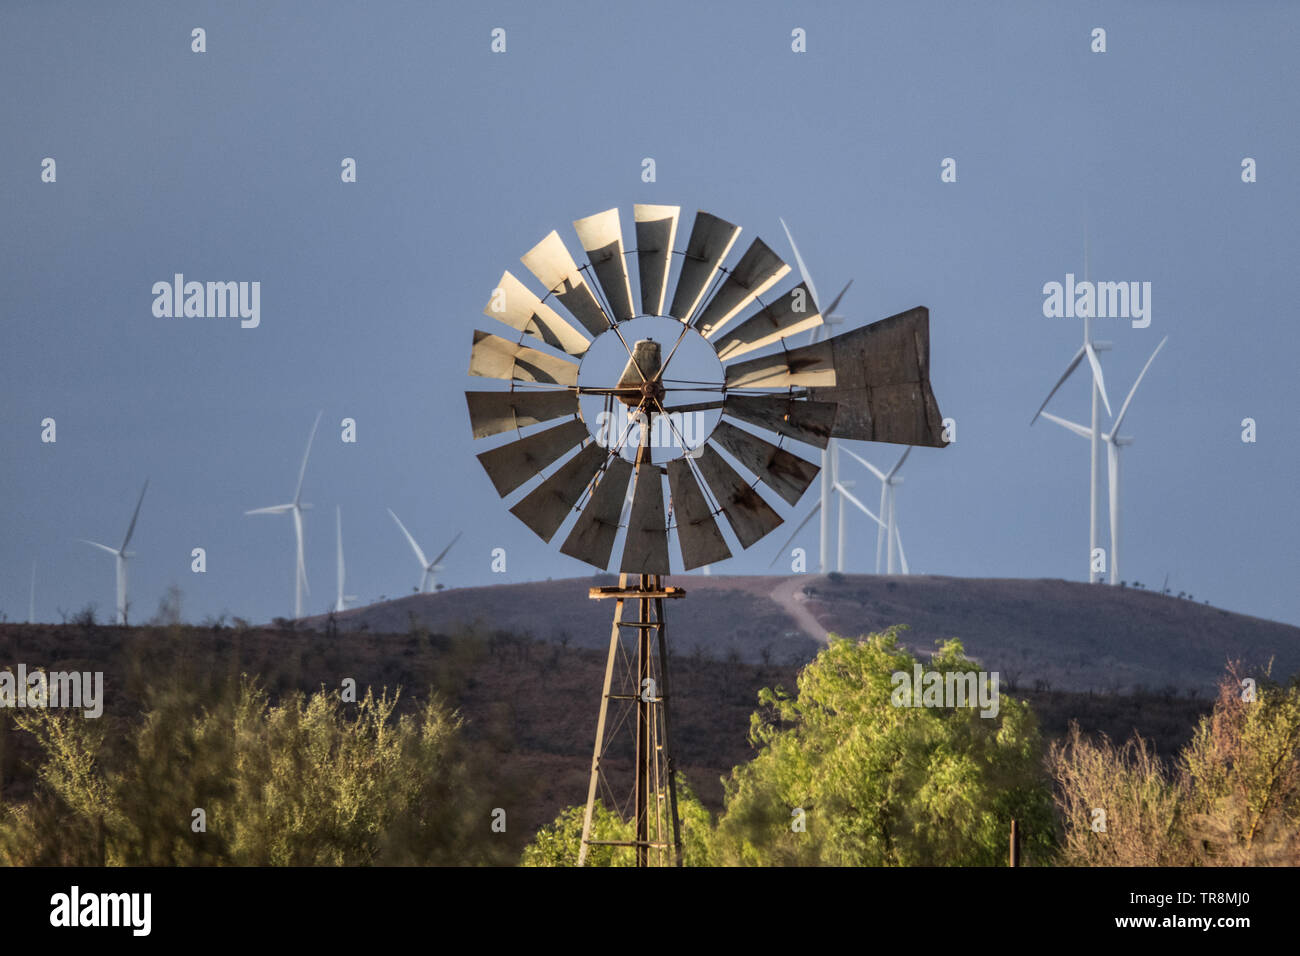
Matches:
[[693, 445, 783, 548], [483, 270, 590, 356], [691, 237, 790, 338], [475, 419, 589, 497], [665, 458, 732, 570], [634, 204, 679, 316], [720, 394, 838, 449], [807, 306, 948, 447], [573, 208, 636, 322], [560, 457, 634, 568], [709, 420, 819, 506], [520, 230, 610, 336], [667, 211, 740, 323], [723, 338, 836, 389], [710, 281, 822, 359], [468, 330, 580, 386], [465, 389, 579, 439], [508, 441, 608, 541], [620, 464, 670, 574]]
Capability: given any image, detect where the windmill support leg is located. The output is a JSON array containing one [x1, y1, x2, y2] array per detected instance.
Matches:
[[580, 575, 686, 867]]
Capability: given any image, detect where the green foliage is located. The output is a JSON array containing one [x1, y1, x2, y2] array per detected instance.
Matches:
[[710, 627, 1055, 866], [0, 675, 507, 866], [520, 778, 713, 866]]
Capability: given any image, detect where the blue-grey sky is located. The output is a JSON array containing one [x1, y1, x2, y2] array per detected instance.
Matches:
[[2, 1, 1297, 627]]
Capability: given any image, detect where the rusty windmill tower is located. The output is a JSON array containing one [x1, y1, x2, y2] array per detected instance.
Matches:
[[465, 204, 947, 866]]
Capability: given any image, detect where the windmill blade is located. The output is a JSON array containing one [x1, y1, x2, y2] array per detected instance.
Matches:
[[699, 394, 838, 450], [520, 230, 610, 336], [79, 538, 120, 557], [885, 446, 912, 481], [822, 279, 853, 319], [1084, 342, 1112, 416], [510, 442, 609, 542], [710, 282, 823, 359], [806, 307, 946, 447], [767, 499, 820, 567], [573, 208, 635, 322], [840, 446, 886, 482], [469, 330, 580, 386], [666, 458, 731, 570], [634, 204, 680, 316], [710, 420, 819, 506], [246, 504, 294, 515], [668, 211, 741, 323], [693, 445, 783, 548], [294, 411, 323, 505], [560, 458, 634, 569], [293, 506, 309, 596], [834, 483, 886, 529], [894, 524, 909, 575], [476, 419, 589, 497], [1039, 410, 1092, 440], [692, 237, 790, 338], [465, 390, 579, 439], [484, 271, 590, 356], [1112, 335, 1168, 434], [620, 464, 669, 574], [778, 218, 822, 317], [120, 479, 149, 551], [1031, 346, 1086, 424], [428, 531, 463, 570], [388, 509, 430, 568], [723, 338, 836, 389]]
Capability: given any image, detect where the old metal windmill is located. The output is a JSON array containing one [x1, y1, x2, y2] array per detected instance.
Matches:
[[465, 204, 947, 866]]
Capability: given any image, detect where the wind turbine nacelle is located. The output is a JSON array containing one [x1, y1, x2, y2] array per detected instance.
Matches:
[[1114, 436, 1135, 447]]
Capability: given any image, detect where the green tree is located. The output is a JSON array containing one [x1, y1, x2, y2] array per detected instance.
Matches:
[[711, 627, 1055, 866]]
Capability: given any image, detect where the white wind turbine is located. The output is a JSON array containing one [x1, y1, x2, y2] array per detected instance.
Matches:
[[1039, 336, 1168, 586], [841, 446, 913, 574], [1031, 239, 1112, 582], [778, 218, 853, 573], [387, 509, 461, 593], [334, 506, 357, 613], [246, 411, 322, 619], [79, 479, 149, 625]]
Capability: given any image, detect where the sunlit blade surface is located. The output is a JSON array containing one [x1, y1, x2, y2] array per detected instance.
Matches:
[[710, 421, 819, 506], [710, 282, 822, 358], [475, 420, 589, 497], [668, 211, 740, 323], [465, 390, 579, 439], [573, 208, 635, 322], [469, 330, 580, 386], [723, 339, 836, 389], [620, 464, 669, 574], [665, 458, 732, 570], [484, 271, 590, 356], [509, 442, 608, 542], [693, 445, 783, 549], [560, 458, 634, 569], [692, 237, 790, 338], [634, 204, 679, 316], [520, 230, 610, 336], [388, 508, 429, 568]]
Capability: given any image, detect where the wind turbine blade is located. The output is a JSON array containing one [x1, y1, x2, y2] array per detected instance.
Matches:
[[895, 524, 909, 575], [822, 280, 853, 319], [885, 446, 912, 481], [840, 446, 887, 482], [1108, 443, 1120, 585], [245, 504, 294, 515], [1084, 343, 1112, 416], [294, 411, 323, 504], [1112, 336, 1168, 434], [120, 479, 149, 551], [429, 531, 462, 570], [294, 506, 309, 596], [79, 539, 120, 556], [1031, 346, 1087, 424], [767, 499, 820, 567], [1039, 411, 1093, 440], [336, 507, 345, 604], [779, 218, 822, 316], [388, 509, 430, 568], [834, 483, 886, 529]]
